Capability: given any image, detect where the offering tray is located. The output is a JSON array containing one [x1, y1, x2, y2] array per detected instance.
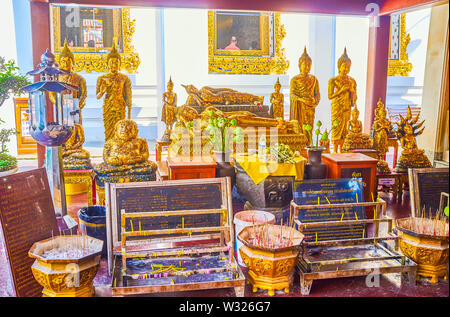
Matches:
[[106, 178, 245, 296], [291, 199, 417, 295]]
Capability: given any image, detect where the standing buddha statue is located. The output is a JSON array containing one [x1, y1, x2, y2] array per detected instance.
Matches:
[[328, 48, 357, 153], [56, 39, 91, 169], [96, 43, 132, 142], [290, 47, 320, 140], [161, 77, 177, 141], [270, 78, 284, 119], [372, 99, 392, 173]]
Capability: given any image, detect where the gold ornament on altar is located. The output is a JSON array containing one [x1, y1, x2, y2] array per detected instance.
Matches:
[[96, 43, 132, 142], [342, 106, 372, 152], [394, 106, 432, 172], [328, 48, 357, 153], [372, 99, 392, 173], [161, 77, 177, 142], [182, 84, 264, 107], [290, 47, 320, 140], [320, 129, 331, 153], [270, 78, 284, 119]]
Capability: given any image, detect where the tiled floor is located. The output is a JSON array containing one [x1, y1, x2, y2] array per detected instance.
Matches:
[[0, 170, 448, 297]]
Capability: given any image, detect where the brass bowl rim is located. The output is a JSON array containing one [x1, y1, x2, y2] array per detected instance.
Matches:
[[395, 217, 449, 241]]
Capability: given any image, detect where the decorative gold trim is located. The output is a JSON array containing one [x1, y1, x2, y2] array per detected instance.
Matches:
[[52, 6, 140, 73], [388, 13, 413, 77], [208, 11, 289, 74]]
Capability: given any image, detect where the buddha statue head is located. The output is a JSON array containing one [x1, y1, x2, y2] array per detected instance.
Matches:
[[337, 47, 352, 76], [59, 39, 75, 72], [107, 42, 122, 74], [298, 46, 312, 75], [181, 84, 199, 95], [351, 106, 360, 121], [274, 78, 281, 92], [167, 76, 174, 91], [115, 119, 138, 142]]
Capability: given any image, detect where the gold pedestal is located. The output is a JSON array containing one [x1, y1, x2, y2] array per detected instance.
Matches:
[[239, 244, 298, 296], [63, 170, 94, 206], [96, 184, 105, 206], [398, 231, 449, 283]]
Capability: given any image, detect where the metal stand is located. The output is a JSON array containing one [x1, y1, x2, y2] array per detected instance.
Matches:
[[45, 146, 67, 217]]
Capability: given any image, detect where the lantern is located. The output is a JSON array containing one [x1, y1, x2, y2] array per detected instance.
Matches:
[[21, 49, 79, 217]]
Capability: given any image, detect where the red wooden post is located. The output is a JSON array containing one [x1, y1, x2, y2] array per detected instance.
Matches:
[[364, 15, 390, 134], [30, 0, 51, 167]]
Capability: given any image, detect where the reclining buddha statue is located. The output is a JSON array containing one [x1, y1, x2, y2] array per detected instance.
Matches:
[[181, 84, 271, 118], [170, 105, 308, 156]]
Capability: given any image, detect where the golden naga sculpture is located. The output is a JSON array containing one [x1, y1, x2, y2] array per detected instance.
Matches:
[[62, 123, 91, 169], [182, 85, 264, 107], [54, 39, 87, 123], [372, 99, 392, 173], [394, 106, 432, 172], [290, 47, 320, 139], [270, 78, 284, 119], [328, 48, 357, 153], [161, 77, 177, 141], [342, 106, 372, 152], [96, 43, 132, 142], [93, 119, 156, 186]]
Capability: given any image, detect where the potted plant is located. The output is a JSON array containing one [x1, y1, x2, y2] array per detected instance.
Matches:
[[0, 57, 30, 108], [302, 120, 328, 179], [0, 118, 19, 176], [205, 109, 243, 184]]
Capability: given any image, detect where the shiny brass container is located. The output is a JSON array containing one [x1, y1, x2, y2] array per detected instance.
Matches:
[[238, 224, 303, 296], [396, 218, 449, 283], [28, 235, 103, 297]]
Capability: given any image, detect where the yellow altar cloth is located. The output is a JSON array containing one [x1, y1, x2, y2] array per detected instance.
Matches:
[[233, 153, 306, 185]]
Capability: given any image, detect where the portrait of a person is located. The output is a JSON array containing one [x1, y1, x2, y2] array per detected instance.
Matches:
[[225, 36, 240, 50]]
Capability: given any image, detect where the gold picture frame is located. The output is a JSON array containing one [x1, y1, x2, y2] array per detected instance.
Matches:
[[388, 13, 412, 76], [51, 6, 140, 73], [208, 11, 289, 74]]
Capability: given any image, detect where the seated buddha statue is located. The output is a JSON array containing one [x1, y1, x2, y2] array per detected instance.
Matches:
[[394, 106, 431, 172], [62, 123, 92, 169], [94, 119, 156, 187], [182, 84, 264, 107], [342, 106, 372, 151]]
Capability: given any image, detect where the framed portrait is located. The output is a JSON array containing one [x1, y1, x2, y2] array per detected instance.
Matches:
[[387, 13, 412, 76], [51, 5, 140, 73], [208, 11, 289, 74]]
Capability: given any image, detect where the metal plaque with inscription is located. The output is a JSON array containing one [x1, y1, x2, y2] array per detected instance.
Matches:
[[293, 178, 366, 241], [0, 168, 58, 297]]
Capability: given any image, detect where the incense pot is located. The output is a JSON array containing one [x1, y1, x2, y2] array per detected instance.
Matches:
[[396, 217, 449, 283], [237, 224, 304, 296], [28, 235, 103, 297]]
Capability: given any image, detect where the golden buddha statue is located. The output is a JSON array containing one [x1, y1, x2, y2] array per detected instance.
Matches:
[[96, 43, 132, 142], [320, 129, 330, 153], [93, 119, 156, 187], [270, 78, 284, 119], [182, 84, 264, 106], [342, 106, 372, 151], [394, 106, 431, 172], [53, 40, 87, 123], [372, 99, 392, 173], [290, 47, 320, 139], [161, 77, 177, 141], [328, 48, 357, 153], [62, 123, 91, 169]]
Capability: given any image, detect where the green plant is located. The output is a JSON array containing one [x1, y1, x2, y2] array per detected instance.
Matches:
[[0, 152, 17, 172], [303, 120, 328, 148], [0, 118, 18, 154], [0, 57, 30, 107], [205, 109, 243, 152]]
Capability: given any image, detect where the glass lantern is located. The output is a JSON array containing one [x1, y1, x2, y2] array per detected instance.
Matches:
[[21, 49, 79, 217]]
